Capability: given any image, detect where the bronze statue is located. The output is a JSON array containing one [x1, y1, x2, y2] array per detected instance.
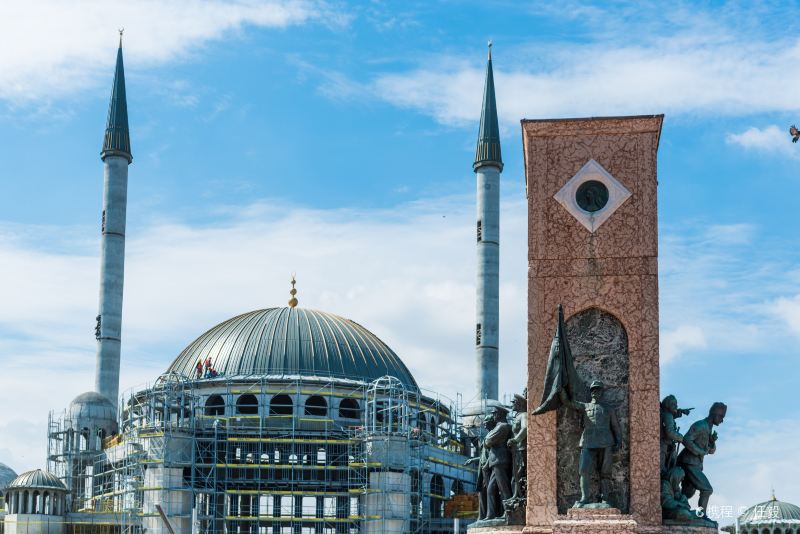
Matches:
[[466, 406, 512, 522], [559, 380, 621, 508], [504, 390, 527, 511], [677, 402, 727, 518], [660, 395, 693, 476], [465, 415, 494, 520], [661, 467, 697, 523]]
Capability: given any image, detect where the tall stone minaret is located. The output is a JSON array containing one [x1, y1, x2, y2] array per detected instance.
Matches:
[[95, 35, 132, 407], [474, 42, 502, 403]]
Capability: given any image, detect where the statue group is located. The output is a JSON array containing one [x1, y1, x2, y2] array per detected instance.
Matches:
[[660, 394, 727, 527], [466, 306, 727, 529], [526, 305, 724, 526], [466, 390, 528, 526]]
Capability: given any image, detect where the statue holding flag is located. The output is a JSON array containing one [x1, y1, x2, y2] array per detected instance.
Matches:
[[533, 305, 622, 509]]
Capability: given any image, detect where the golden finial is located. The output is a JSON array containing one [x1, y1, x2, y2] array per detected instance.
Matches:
[[288, 274, 298, 308], [487, 40, 492, 60]]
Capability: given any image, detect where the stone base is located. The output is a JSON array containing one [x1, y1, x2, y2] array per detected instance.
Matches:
[[467, 527, 526, 534], [521, 522, 718, 534], [552, 508, 637, 533]]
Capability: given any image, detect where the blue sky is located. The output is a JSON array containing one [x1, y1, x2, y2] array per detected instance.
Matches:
[[1, 0, 799, 522]]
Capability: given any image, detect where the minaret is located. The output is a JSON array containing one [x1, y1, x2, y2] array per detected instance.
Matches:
[[95, 33, 132, 407], [474, 41, 502, 404]]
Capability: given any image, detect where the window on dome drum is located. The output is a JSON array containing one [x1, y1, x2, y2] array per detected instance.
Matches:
[[305, 395, 328, 416], [270, 394, 293, 415], [205, 395, 225, 416], [430, 474, 445, 518], [338, 398, 360, 419], [236, 394, 259, 415]]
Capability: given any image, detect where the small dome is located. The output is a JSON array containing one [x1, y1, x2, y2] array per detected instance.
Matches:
[[738, 496, 800, 525], [8, 470, 66, 491], [0, 462, 17, 490], [166, 308, 418, 390], [69, 391, 116, 422]]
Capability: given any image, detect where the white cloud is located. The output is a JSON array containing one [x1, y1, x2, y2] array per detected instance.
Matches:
[[0, 191, 529, 473], [370, 31, 800, 125], [773, 294, 800, 335], [661, 324, 707, 363], [726, 125, 798, 158], [0, 0, 344, 102]]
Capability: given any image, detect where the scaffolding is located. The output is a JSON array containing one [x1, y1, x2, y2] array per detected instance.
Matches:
[[44, 373, 475, 534]]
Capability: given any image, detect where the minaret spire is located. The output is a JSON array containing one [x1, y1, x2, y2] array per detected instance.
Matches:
[[101, 33, 132, 163], [473, 40, 502, 171], [473, 41, 503, 405], [95, 35, 133, 408]]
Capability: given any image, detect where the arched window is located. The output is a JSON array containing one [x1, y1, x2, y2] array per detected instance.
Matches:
[[80, 428, 90, 450], [450, 480, 465, 497], [305, 395, 327, 416], [339, 399, 360, 419], [205, 395, 225, 416], [430, 475, 444, 518], [236, 394, 259, 415], [270, 394, 293, 415]]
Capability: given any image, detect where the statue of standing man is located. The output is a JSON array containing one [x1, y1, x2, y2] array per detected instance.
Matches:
[[677, 402, 727, 519], [504, 390, 527, 511], [559, 381, 621, 507]]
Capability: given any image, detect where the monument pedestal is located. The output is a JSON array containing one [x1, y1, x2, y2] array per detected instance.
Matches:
[[552, 508, 637, 534]]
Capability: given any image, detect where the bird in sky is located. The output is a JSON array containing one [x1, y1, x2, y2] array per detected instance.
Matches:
[[790, 125, 800, 143]]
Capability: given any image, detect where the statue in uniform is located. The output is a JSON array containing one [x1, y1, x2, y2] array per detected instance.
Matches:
[[466, 406, 512, 521], [504, 391, 527, 511], [560, 381, 621, 508], [677, 402, 727, 518], [660, 395, 693, 476]]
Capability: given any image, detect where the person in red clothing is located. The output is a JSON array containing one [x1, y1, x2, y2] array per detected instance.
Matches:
[[195, 360, 203, 378]]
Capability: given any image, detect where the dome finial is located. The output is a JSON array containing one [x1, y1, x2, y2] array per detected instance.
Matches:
[[288, 274, 298, 308], [771, 486, 777, 501]]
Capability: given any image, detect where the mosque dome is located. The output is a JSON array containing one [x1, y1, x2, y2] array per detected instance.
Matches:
[[69, 391, 116, 422], [8, 470, 66, 491], [0, 462, 17, 490], [166, 307, 419, 390], [738, 495, 800, 527]]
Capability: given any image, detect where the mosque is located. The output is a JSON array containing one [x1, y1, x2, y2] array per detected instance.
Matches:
[[0, 39, 498, 534]]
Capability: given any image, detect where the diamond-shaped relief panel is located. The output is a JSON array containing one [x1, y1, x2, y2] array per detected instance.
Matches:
[[553, 159, 632, 233]]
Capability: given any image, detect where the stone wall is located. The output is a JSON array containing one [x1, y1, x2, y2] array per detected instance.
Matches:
[[558, 308, 630, 513]]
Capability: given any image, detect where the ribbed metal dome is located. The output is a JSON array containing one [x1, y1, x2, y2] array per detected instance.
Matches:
[[739, 496, 800, 525], [8, 470, 66, 491], [166, 308, 418, 390]]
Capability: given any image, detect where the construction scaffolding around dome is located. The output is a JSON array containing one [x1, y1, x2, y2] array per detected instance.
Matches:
[[43, 371, 475, 533]]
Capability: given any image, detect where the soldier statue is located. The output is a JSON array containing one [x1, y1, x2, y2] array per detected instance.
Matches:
[[466, 406, 512, 521], [504, 390, 527, 511], [660, 395, 693, 476], [677, 402, 727, 519], [560, 380, 621, 508], [465, 414, 494, 520], [661, 466, 696, 523]]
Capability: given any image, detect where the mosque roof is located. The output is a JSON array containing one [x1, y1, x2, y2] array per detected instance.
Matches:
[[166, 307, 419, 390], [474, 42, 502, 171], [101, 36, 132, 163], [8, 470, 66, 491], [0, 463, 17, 490], [739, 495, 800, 525]]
